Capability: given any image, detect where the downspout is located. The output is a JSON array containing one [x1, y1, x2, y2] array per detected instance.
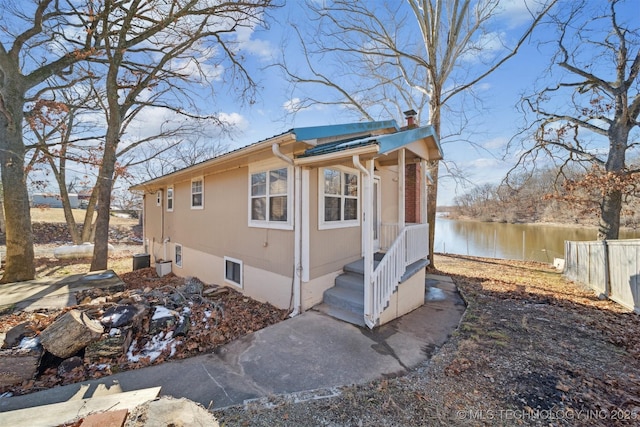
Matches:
[[272, 144, 301, 317], [353, 154, 374, 328]]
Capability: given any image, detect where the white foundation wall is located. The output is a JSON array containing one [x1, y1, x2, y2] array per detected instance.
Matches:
[[167, 245, 294, 310], [301, 270, 340, 311], [378, 269, 425, 326]]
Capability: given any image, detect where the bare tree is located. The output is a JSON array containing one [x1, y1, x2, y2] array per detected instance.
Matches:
[[512, 0, 640, 240], [0, 0, 106, 282], [278, 0, 556, 266], [86, 0, 276, 271]]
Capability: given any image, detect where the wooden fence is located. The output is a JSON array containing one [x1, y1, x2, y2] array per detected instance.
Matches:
[[564, 239, 640, 313]]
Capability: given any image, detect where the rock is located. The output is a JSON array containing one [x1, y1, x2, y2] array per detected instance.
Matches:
[[124, 396, 219, 427], [181, 277, 204, 295], [174, 315, 190, 337], [39, 309, 104, 358], [1, 322, 33, 349], [58, 356, 84, 376], [101, 304, 147, 328], [0, 348, 42, 388], [150, 306, 178, 334], [85, 329, 131, 361]]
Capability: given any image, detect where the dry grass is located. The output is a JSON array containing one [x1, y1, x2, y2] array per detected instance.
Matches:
[[29, 207, 138, 226]]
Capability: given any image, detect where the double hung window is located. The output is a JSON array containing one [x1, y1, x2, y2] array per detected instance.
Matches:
[[319, 167, 359, 229], [249, 164, 292, 229]]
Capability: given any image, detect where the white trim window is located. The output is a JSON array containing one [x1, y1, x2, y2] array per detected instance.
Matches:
[[249, 163, 293, 229], [156, 190, 162, 207], [224, 256, 243, 288], [191, 178, 204, 209], [319, 167, 359, 229], [166, 186, 174, 212], [174, 243, 183, 268]]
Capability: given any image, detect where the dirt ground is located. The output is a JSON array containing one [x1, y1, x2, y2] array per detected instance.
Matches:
[[2, 212, 640, 425], [216, 254, 640, 426]]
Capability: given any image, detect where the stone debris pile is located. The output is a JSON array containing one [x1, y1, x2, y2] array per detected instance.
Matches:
[[0, 268, 288, 397]]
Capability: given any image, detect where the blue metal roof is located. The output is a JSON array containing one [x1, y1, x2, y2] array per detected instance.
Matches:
[[298, 125, 441, 159], [291, 120, 398, 141]]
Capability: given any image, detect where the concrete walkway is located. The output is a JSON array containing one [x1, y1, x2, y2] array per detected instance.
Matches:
[[0, 274, 465, 414]]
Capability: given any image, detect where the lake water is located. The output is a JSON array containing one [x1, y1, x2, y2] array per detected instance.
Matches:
[[434, 217, 640, 263]]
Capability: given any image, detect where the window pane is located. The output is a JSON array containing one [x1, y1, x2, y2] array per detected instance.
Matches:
[[192, 193, 202, 207], [269, 196, 287, 221], [251, 172, 266, 196], [324, 196, 341, 221], [324, 169, 340, 195], [175, 246, 182, 266], [344, 173, 358, 196], [226, 260, 241, 284], [269, 168, 288, 195], [192, 180, 202, 193], [251, 197, 266, 220], [344, 198, 358, 220]]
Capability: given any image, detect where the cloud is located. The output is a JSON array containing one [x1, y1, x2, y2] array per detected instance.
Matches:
[[497, 0, 539, 28], [283, 98, 304, 113], [459, 31, 507, 64], [234, 26, 276, 61], [467, 157, 501, 169], [219, 112, 248, 130], [483, 137, 508, 150]]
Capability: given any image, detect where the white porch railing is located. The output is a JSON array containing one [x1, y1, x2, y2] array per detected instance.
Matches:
[[366, 223, 429, 328]]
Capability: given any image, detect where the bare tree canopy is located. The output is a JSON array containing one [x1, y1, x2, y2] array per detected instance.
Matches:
[[278, 0, 556, 265], [511, 0, 640, 240], [0, 0, 278, 282]]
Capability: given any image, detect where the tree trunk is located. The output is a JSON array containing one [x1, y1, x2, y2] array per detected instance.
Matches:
[[0, 196, 5, 234], [427, 160, 439, 267], [598, 189, 622, 240], [90, 129, 118, 271], [0, 91, 35, 283], [81, 186, 99, 243], [598, 122, 629, 241]]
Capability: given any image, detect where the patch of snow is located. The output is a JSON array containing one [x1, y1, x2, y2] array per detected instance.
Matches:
[[101, 312, 123, 326], [91, 363, 110, 371], [0, 392, 13, 399], [109, 328, 121, 337], [18, 336, 40, 350], [152, 306, 174, 320], [127, 331, 179, 363], [426, 287, 447, 302]]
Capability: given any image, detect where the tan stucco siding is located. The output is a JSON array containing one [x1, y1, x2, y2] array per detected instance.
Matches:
[[378, 166, 399, 224], [307, 167, 362, 280], [142, 164, 295, 288]]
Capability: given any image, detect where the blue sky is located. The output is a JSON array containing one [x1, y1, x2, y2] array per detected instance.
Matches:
[[197, 0, 557, 206], [15, 1, 636, 206]]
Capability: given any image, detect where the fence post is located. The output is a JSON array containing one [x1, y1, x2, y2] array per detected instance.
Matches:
[[603, 240, 611, 298]]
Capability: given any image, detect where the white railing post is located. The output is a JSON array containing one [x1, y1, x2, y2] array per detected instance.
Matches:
[[368, 223, 429, 327]]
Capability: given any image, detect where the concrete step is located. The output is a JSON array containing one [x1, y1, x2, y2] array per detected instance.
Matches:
[[314, 303, 365, 327], [323, 286, 364, 313], [343, 258, 381, 276], [335, 273, 364, 292]]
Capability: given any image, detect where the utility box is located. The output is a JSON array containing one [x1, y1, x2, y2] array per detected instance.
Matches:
[[132, 253, 150, 270]]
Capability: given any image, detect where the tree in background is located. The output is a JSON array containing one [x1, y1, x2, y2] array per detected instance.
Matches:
[[85, 0, 276, 271], [511, 0, 639, 240], [0, 1, 277, 281], [278, 0, 556, 266], [0, 0, 103, 282]]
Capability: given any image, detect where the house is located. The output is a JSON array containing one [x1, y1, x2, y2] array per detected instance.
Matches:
[[31, 193, 80, 209], [130, 113, 442, 328]]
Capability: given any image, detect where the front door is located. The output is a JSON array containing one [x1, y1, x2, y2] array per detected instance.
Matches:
[[373, 177, 381, 251]]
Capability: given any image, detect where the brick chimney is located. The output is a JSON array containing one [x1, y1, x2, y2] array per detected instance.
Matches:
[[404, 109, 418, 128]]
